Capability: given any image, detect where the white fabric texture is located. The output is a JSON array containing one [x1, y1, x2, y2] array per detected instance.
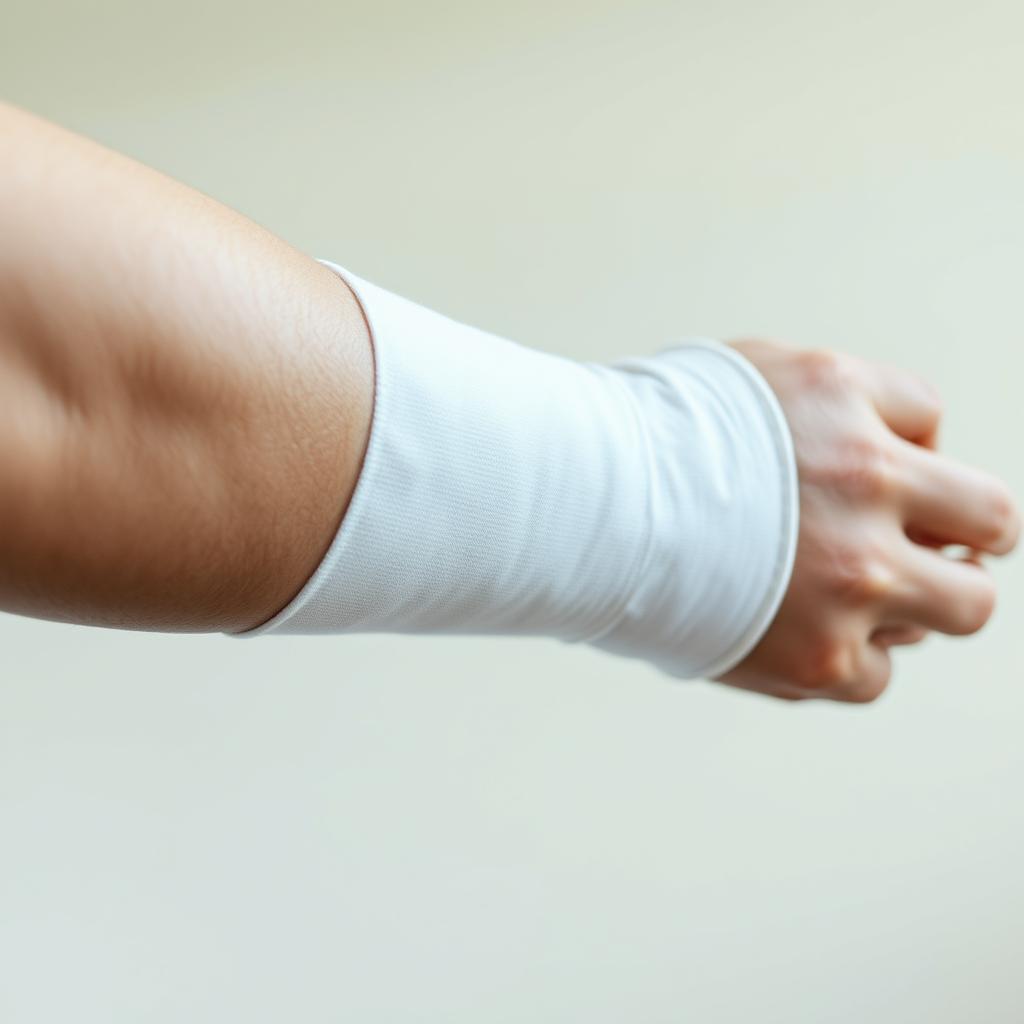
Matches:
[[239, 261, 800, 680]]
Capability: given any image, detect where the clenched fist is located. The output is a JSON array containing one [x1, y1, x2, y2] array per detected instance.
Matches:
[[718, 342, 1020, 703]]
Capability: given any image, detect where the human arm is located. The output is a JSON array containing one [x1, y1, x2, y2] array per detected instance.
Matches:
[[1, 102, 1018, 701]]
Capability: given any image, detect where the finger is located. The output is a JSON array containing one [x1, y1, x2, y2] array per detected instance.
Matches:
[[863, 362, 943, 447], [885, 542, 997, 636], [871, 623, 929, 649], [899, 443, 1020, 555]]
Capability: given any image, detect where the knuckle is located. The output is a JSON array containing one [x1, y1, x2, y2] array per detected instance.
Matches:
[[797, 636, 854, 693], [836, 437, 896, 501], [799, 348, 854, 391], [823, 651, 893, 704], [825, 545, 892, 607], [855, 563, 896, 605], [806, 435, 897, 503], [844, 665, 892, 705]]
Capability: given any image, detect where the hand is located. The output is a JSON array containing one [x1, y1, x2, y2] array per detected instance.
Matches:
[[717, 341, 1020, 703]]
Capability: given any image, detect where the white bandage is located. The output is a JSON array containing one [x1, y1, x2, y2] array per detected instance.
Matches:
[[239, 261, 799, 680]]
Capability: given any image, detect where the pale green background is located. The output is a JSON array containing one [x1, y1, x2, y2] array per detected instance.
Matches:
[[2, 2, 1022, 1021]]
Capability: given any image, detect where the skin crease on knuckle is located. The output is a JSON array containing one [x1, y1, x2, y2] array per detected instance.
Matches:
[[828, 437, 897, 505], [796, 347, 842, 385], [832, 551, 896, 609]]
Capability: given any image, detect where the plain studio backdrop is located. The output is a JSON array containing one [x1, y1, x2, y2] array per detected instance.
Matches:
[[2, 2, 1023, 1021]]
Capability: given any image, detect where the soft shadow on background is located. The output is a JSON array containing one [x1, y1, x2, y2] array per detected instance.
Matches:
[[2, 2, 1022, 1021]]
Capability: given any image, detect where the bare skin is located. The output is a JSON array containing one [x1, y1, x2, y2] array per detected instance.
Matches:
[[716, 342, 1019, 702], [0, 102, 374, 632], [0, 103, 1018, 699]]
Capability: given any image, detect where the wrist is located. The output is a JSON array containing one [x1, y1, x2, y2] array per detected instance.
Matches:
[[584, 339, 799, 678]]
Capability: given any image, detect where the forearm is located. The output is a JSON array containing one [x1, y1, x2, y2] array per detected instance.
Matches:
[[0, 107, 800, 680], [242, 261, 801, 681], [0, 103, 373, 631], [3, 106, 1014, 702]]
